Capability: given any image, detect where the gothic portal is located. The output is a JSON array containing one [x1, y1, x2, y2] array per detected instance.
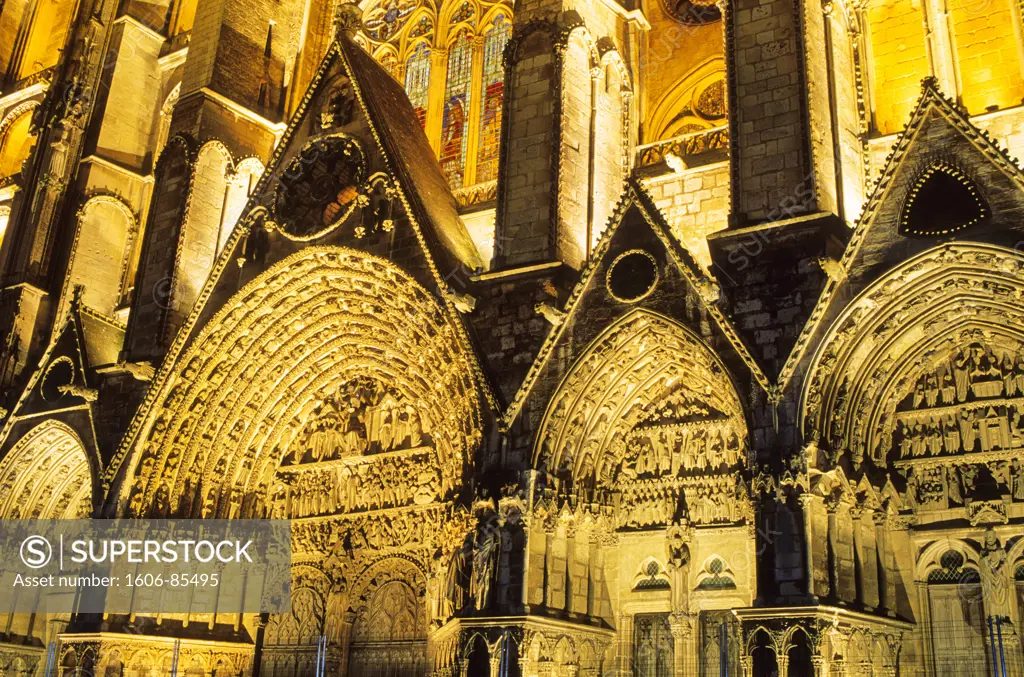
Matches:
[[0, 0, 1022, 674]]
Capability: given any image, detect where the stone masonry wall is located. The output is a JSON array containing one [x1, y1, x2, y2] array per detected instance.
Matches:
[[126, 144, 191, 361], [802, 0, 838, 216], [829, 8, 867, 224], [93, 21, 164, 173], [642, 162, 730, 269], [498, 29, 557, 267], [866, 0, 929, 135], [591, 63, 625, 246], [950, 0, 1024, 115], [0, 0, 30, 80], [181, 0, 303, 119], [731, 0, 814, 222], [169, 143, 229, 336], [557, 34, 592, 268]]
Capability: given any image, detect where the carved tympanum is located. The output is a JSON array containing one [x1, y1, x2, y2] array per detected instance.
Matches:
[[535, 310, 750, 529]]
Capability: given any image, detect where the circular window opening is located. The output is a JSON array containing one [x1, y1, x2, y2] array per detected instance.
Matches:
[[607, 250, 659, 302]]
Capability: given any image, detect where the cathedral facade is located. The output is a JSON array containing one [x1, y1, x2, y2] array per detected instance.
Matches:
[[0, 0, 1022, 673]]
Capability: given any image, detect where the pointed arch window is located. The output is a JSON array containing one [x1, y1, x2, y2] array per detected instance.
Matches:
[[364, 1, 513, 195], [476, 13, 511, 183], [379, 52, 401, 82], [441, 31, 474, 188], [404, 42, 432, 128]]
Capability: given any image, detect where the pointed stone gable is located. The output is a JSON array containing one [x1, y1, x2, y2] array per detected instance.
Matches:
[[0, 295, 103, 471], [165, 32, 487, 360], [774, 79, 1024, 397], [108, 33, 501, 480], [504, 180, 768, 436], [845, 79, 1024, 283], [8, 300, 95, 420]]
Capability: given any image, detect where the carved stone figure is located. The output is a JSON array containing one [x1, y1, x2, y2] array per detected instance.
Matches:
[[982, 528, 1006, 572], [1012, 459, 1024, 501], [666, 525, 690, 571], [324, 580, 348, 645], [470, 522, 500, 611]]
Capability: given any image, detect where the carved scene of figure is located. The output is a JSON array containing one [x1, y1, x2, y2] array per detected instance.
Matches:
[[324, 579, 348, 645], [1012, 459, 1024, 501]]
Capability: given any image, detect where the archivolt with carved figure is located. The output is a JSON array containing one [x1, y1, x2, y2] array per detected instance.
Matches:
[[803, 243, 1024, 475], [118, 247, 483, 521], [535, 309, 750, 528], [0, 421, 93, 519]]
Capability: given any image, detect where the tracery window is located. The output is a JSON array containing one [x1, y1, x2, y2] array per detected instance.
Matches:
[[700, 611, 739, 677], [634, 613, 674, 677], [476, 13, 511, 183], [405, 42, 433, 128], [441, 32, 474, 187], [926, 550, 988, 676], [363, 0, 513, 191]]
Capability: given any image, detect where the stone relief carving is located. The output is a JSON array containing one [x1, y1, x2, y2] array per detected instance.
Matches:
[[801, 246, 1024, 524], [534, 311, 751, 530], [893, 342, 1024, 465], [123, 250, 481, 520], [805, 246, 1024, 466], [282, 377, 432, 463]]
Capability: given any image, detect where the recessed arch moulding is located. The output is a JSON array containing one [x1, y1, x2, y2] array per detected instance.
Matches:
[[524, 310, 758, 622], [0, 421, 93, 519], [534, 310, 749, 500], [115, 247, 484, 523], [802, 243, 1024, 474]]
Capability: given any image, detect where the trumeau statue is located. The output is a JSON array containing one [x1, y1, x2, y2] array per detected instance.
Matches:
[[324, 579, 348, 645], [470, 492, 500, 612]]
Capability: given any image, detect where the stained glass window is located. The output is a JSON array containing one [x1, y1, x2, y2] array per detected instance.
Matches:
[[404, 42, 432, 129], [451, 1, 475, 24], [379, 52, 400, 82], [366, 1, 514, 190], [476, 13, 511, 183], [408, 14, 434, 39], [440, 32, 473, 188], [365, 0, 417, 41]]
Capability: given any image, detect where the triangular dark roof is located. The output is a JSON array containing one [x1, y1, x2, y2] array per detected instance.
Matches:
[[0, 291, 102, 463], [340, 38, 482, 273]]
